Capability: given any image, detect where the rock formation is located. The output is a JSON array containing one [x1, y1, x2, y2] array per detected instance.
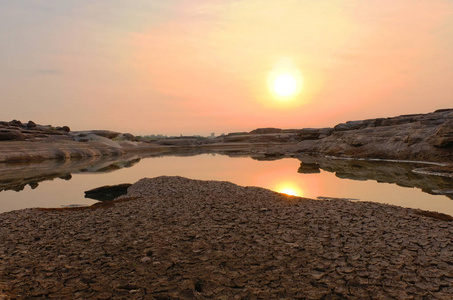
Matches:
[[291, 109, 453, 162], [0, 109, 451, 165]]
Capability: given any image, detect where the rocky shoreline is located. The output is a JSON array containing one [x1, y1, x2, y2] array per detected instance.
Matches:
[[1, 109, 452, 165], [1, 176, 453, 299]]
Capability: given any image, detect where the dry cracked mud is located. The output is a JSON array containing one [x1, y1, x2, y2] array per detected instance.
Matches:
[[1, 176, 453, 299]]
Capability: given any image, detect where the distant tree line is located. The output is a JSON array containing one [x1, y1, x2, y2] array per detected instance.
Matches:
[[135, 133, 222, 140]]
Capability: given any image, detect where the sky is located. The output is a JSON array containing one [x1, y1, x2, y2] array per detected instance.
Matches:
[[1, 0, 453, 136]]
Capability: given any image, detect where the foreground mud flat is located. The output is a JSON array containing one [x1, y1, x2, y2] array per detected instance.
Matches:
[[1, 176, 453, 299]]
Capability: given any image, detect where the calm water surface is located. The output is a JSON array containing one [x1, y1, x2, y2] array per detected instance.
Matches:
[[1, 154, 453, 215]]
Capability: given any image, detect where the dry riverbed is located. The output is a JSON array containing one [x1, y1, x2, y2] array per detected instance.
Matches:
[[1, 176, 453, 299]]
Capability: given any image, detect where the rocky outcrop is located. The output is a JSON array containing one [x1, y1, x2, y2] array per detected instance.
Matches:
[[0, 120, 172, 163], [293, 109, 453, 162], [0, 120, 69, 142], [202, 109, 452, 163], [1, 109, 451, 164]]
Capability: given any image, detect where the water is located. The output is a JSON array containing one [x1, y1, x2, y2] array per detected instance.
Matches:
[[1, 153, 452, 215]]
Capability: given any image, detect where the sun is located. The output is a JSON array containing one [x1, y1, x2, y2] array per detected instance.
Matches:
[[267, 58, 303, 101], [273, 74, 297, 97]]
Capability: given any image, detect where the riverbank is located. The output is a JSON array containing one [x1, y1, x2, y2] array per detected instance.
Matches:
[[1, 109, 452, 166], [1, 176, 453, 299]]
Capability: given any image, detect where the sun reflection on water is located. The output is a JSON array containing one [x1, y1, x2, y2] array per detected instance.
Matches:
[[275, 182, 304, 197]]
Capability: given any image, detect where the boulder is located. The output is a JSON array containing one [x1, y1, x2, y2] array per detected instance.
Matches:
[[56, 126, 70, 132], [122, 133, 135, 141], [8, 120, 23, 127], [26, 121, 36, 128], [84, 183, 132, 201]]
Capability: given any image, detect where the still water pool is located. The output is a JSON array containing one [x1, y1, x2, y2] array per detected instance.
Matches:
[[0, 153, 452, 215]]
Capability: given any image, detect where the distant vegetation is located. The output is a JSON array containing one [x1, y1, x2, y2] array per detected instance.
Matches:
[[135, 133, 220, 141]]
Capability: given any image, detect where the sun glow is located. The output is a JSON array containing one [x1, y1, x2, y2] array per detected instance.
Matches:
[[279, 188, 299, 196], [268, 58, 303, 101], [275, 182, 304, 197], [273, 74, 297, 97]]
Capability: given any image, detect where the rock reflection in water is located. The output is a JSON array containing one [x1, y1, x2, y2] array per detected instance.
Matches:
[[1, 152, 453, 214], [0, 155, 141, 193], [297, 155, 453, 200]]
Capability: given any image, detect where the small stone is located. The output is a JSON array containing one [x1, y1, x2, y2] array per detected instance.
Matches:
[[140, 257, 151, 263]]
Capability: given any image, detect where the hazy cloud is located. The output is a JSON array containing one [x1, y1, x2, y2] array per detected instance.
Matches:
[[33, 69, 62, 75]]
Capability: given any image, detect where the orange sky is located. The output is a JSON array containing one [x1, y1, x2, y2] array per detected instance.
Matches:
[[1, 0, 452, 135]]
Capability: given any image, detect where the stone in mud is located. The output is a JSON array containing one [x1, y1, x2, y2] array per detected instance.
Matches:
[[84, 183, 132, 201]]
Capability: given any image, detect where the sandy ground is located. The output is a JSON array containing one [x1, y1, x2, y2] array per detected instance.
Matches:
[[1, 176, 453, 299]]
